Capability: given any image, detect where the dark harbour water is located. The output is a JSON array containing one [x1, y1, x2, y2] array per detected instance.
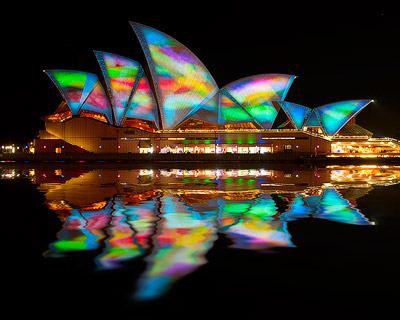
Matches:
[[3, 163, 400, 318]]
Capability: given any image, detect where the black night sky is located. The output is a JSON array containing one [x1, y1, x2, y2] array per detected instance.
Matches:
[[3, 1, 399, 144]]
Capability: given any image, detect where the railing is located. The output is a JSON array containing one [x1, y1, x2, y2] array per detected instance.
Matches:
[[331, 135, 371, 140], [370, 137, 400, 146], [302, 131, 330, 140], [156, 129, 304, 134]]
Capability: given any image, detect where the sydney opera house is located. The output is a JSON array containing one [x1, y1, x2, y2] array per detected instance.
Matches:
[[35, 22, 400, 156]]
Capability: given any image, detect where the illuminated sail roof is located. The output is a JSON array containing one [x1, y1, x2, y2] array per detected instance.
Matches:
[[130, 22, 219, 130], [220, 74, 296, 129], [94, 51, 142, 126], [44, 69, 113, 124], [124, 72, 159, 128], [275, 101, 312, 130], [219, 90, 255, 125], [44, 70, 98, 115], [315, 100, 373, 136], [189, 93, 219, 124], [304, 109, 322, 127], [95, 51, 159, 128], [44, 23, 373, 134]]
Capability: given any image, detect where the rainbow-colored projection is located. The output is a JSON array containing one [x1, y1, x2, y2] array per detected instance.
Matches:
[[188, 92, 219, 124], [95, 51, 159, 128], [94, 51, 142, 126], [44, 205, 112, 258], [44, 70, 98, 115], [134, 192, 217, 301], [219, 91, 255, 125], [316, 100, 372, 136], [131, 22, 218, 130], [277, 101, 312, 130], [45, 70, 113, 124], [219, 197, 293, 250], [95, 207, 142, 270], [124, 72, 159, 128], [81, 82, 113, 123], [38, 167, 384, 301], [44, 23, 375, 136], [220, 74, 296, 129]]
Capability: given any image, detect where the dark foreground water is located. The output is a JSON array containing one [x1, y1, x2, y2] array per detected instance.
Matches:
[[4, 163, 400, 317]]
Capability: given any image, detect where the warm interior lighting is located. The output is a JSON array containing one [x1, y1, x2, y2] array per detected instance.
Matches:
[[123, 117, 156, 132], [80, 110, 108, 123]]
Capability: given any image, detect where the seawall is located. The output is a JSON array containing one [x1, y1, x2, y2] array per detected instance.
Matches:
[[1, 152, 400, 165]]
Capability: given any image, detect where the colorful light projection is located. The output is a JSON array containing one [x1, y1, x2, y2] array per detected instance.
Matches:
[[94, 51, 142, 126], [81, 82, 114, 123], [220, 74, 296, 129], [44, 205, 112, 258], [304, 109, 322, 127], [315, 188, 372, 225], [44, 70, 113, 124], [39, 167, 382, 301], [95, 194, 159, 269], [125, 72, 159, 128], [95, 51, 159, 128], [280, 194, 310, 221], [276, 101, 312, 130], [219, 90, 255, 125], [131, 22, 219, 130], [44, 70, 98, 115], [281, 189, 373, 225], [315, 100, 373, 136], [187, 92, 219, 124], [134, 192, 217, 301], [219, 196, 294, 250], [95, 205, 142, 269]]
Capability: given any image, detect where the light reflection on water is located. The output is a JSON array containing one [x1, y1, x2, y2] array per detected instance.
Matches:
[[10, 165, 400, 301]]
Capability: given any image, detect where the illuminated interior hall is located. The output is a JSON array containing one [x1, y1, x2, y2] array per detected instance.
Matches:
[[35, 22, 400, 157]]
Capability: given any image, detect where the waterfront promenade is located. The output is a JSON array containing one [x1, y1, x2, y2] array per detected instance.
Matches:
[[1, 152, 400, 165]]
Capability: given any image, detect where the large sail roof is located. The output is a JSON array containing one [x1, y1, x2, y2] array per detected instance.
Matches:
[[276, 101, 312, 130], [130, 22, 219, 130], [44, 23, 373, 134], [44, 70, 98, 115], [219, 91, 255, 125], [316, 100, 373, 136], [124, 71, 159, 128], [94, 51, 142, 126], [95, 51, 159, 128], [220, 74, 296, 129], [44, 69, 113, 124]]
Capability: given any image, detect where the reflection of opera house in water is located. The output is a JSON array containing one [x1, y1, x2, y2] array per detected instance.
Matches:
[[31, 166, 400, 300], [36, 22, 400, 157]]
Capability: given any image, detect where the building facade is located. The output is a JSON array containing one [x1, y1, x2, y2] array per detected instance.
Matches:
[[36, 22, 400, 156]]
